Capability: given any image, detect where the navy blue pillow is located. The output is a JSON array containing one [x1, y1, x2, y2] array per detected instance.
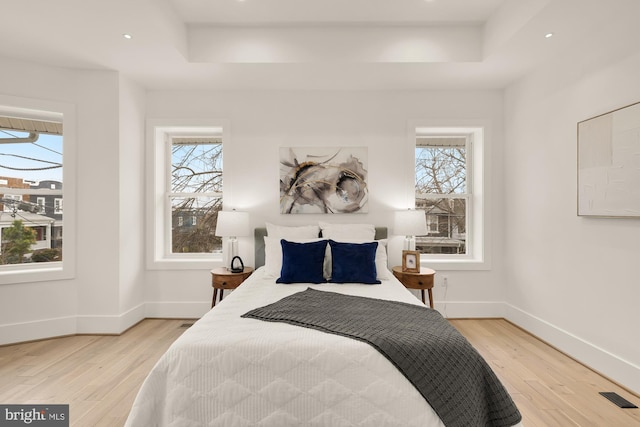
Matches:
[[329, 240, 381, 284], [276, 239, 328, 284]]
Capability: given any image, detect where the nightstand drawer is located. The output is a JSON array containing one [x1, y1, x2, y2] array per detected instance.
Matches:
[[399, 274, 434, 289], [212, 275, 243, 289]]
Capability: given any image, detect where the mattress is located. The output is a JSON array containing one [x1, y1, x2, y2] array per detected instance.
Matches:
[[126, 268, 522, 426]]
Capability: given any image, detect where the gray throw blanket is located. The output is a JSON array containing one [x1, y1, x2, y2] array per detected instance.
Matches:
[[242, 288, 522, 427]]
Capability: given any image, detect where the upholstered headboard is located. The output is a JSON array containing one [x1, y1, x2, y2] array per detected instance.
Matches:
[[254, 227, 388, 268]]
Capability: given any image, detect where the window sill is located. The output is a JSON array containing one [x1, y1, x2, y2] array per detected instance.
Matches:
[[419, 257, 490, 271], [0, 263, 72, 285], [147, 255, 224, 271]]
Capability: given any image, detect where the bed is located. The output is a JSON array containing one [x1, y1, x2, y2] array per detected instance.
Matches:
[[126, 224, 522, 427]]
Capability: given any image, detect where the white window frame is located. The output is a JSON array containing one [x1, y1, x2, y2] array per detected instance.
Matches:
[[146, 119, 228, 270], [0, 94, 76, 285], [426, 214, 439, 234], [407, 121, 490, 270], [54, 198, 63, 214], [2, 194, 22, 212], [36, 197, 45, 214]]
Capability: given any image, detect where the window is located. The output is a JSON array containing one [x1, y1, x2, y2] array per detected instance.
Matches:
[[170, 137, 222, 254], [147, 120, 227, 269], [2, 194, 22, 212], [0, 95, 75, 283], [415, 136, 468, 255], [36, 197, 45, 214], [54, 198, 63, 214], [411, 124, 487, 269]]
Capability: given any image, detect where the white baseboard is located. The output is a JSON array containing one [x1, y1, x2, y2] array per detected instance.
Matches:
[[76, 303, 146, 335], [144, 301, 210, 319], [0, 302, 206, 345], [505, 304, 640, 394], [0, 305, 146, 345], [0, 316, 77, 346]]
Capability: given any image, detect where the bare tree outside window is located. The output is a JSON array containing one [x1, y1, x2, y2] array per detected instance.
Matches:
[[415, 136, 468, 254], [170, 138, 223, 253], [0, 118, 63, 266]]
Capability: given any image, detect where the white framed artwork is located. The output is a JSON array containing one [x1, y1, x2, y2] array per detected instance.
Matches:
[[578, 101, 640, 217]]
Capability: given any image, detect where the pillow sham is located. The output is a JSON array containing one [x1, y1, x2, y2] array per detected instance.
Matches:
[[319, 221, 376, 240], [266, 222, 320, 239], [328, 240, 381, 284], [325, 238, 390, 280], [277, 239, 328, 284]]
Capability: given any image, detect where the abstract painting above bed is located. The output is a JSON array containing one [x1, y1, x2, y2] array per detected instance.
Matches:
[[279, 147, 369, 214]]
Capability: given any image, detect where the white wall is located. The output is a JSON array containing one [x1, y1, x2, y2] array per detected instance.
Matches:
[[0, 57, 145, 342], [74, 70, 121, 331], [1, 61, 509, 342], [504, 35, 640, 392], [145, 89, 507, 319], [118, 76, 146, 326]]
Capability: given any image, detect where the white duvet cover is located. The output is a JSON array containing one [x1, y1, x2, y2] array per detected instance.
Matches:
[[126, 268, 521, 427]]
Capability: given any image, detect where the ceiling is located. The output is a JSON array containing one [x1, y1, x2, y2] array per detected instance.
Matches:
[[0, 0, 638, 91]]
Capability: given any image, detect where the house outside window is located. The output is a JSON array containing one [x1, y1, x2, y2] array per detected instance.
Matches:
[[0, 95, 74, 283]]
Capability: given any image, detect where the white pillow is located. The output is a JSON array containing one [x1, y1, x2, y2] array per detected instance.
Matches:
[[263, 236, 326, 279], [266, 222, 320, 239], [319, 221, 376, 240], [325, 238, 390, 280]]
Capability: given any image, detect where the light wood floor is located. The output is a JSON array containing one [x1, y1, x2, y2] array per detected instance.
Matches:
[[450, 319, 639, 427], [0, 318, 638, 426]]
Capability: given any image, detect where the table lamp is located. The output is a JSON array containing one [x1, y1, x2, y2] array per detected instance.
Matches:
[[394, 209, 427, 250], [215, 210, 250, 270]]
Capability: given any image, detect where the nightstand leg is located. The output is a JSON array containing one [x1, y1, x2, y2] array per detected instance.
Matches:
[[212, 289, 218, 308], [427, 289, 434, 309], [420, 289, 426, 305]]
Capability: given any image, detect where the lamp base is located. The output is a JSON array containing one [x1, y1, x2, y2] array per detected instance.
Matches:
[[403, 236, 416, 251], [224, 237, 238, 270]]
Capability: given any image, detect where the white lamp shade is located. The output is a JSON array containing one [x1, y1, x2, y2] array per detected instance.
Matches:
[[215, 210, 250, 237], [394, 209, 427, 236]]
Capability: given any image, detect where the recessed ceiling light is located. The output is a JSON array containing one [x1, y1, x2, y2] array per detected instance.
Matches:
[[123, 33, 132, 40], [545, 32, 554, 38]]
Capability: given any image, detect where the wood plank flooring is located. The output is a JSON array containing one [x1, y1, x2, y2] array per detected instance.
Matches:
[[450, 319, 640, 427], [0, 319, 189, 426], [0, 318, 638, 426]]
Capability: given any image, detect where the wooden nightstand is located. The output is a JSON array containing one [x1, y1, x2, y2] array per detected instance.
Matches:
[[392, 266, 436, 308], [210, 267, 254, 307]]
